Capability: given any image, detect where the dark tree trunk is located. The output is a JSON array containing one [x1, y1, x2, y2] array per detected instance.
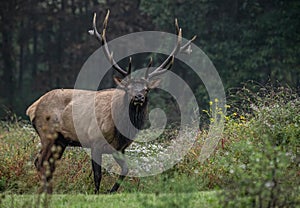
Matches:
[[1, 14, 15, 107], [18, 20, 24, 90], [32, 24, 38, 90], [56, 0, 65, 87]]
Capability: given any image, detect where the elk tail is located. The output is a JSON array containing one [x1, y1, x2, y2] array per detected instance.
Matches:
[[26, 97, 42, 122]]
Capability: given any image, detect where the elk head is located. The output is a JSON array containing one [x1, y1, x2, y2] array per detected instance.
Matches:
[[113, 77, 160, 107]]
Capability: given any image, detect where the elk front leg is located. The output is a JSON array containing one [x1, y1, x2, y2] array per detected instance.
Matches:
[[91, 147, 102, 194], [109, 152, 128, 193]]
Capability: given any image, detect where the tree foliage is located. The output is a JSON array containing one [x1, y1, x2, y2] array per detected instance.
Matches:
[[0, 0, 299, 118], [141, 0, 300, 88], [0, 0, 153, 117]]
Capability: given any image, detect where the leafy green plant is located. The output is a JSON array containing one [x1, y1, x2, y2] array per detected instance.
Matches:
[[215, 85, 300, 207]]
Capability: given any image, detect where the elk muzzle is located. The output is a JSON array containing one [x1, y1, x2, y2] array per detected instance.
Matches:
[[133, 93, 145, 106]]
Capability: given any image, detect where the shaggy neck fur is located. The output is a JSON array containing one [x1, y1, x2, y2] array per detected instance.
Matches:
[[114, 94, 148, 151]]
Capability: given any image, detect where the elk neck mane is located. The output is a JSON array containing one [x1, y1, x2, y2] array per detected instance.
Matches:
[[112, 89, 148, 151]]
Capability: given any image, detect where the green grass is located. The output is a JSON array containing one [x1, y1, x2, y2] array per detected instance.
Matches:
[[0, 191, 219, 208]]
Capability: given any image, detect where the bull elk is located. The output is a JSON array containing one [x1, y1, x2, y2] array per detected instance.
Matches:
[[26, 10, 196, 194]]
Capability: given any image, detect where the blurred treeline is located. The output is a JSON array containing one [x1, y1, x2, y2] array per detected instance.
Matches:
[[0, 0, 299, 118]]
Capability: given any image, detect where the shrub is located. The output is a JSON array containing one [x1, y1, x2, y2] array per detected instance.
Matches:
[[215, 85, 300, 207]]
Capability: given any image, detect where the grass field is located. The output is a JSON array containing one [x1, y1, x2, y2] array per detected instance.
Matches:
[[0, 85, 299, 207], [1, 191, 219, 208]]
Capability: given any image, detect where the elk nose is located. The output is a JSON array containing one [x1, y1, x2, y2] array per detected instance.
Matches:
[[135, 93, 144, 101]]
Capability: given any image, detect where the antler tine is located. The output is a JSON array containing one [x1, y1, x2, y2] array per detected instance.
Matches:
[[103, 10, 110, 30], [89, 10, 129, 77], [144, 57, 153, 79], [127, 57, 132, 79], [180, 35, 197, 54], [146, 17, 196, 80], [147, 28, 182, 80], [92, 13, 102, 42], [175, 18, 180, 35], [149, 55, 175, 78]]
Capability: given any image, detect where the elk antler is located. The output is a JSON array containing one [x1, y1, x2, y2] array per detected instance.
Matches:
[[146, 19, 197, 80], [89, 10, 131, 77], [89, 10, 196, 79]]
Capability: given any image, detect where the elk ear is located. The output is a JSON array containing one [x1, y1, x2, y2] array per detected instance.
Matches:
[[148, 78, 161, 89], [114, 77, 127, 89]]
